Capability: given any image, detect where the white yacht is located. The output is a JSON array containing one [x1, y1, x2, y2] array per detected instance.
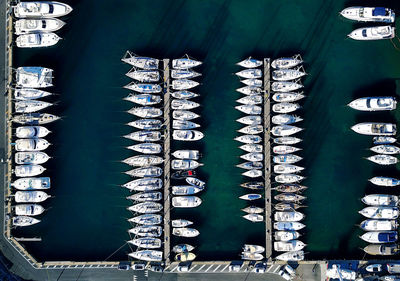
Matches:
[[241, 206, 264, 214], [172, 150, 200, 160], [273, 154, 302, 164], [275, 174, 305, 183], [272, 69, 306, 81], [360, 219, 398, 231], [127, 191, 162, 202], [128, 251, 162, 262], [348, 97, 396, 111], [121, 55, 159, 69], [186, 177, 206, 188], [351, 122, 396, 136], [173, 130, 204, 141], [128, 202, 163, 214], [123, 178, 162, 191], [11, 177, 50, 190], [366, 154, 398, 165], [369, 176, 400, 187], [272, 92, 305, 103], [243, 214, 263, 222], [171, 159, 202, 170], [127, 143, 162, 154], [172, 57, 202, 69], [14, 88, 53, 100], [172, 196, 202, 208], [15, 151, 50, 164], [172, 227, 200, 237], [16, 32, 61, 48], [234, 135, 262, 144], [16, 67, 53, 88], [122, 155, 163, 167], [371, 145, 400, 155], [125, 70, 159, 82], [271, 125, 303, 137], [172, 79, 199, 90], [241, 252, 264, 261], [128, 226, 161, 237], [239, 144, 263, 153], [239, 194, 262, 201], [271, 55, 303, 69], [173, 120, 200, 129], [272, 81, 303, 92], [274, 231, 300, 241], [172, 110, 200, 121], [128, 238, 162, 249], [236, 69, 262, 79], [15, 191, 49, 203], [172, 185, 203, 195], [238, 125, 263, 135], [242, 169, 263, 178], [123, 94, 161, 105], [273, 136, 302, 145], [326, 265, 356, 280], [171, 90, 199, 99], [171, 219, 193, 228], [361, 194, 398, 206], [373, 136, 397, 145], [12, 216, 40, 227], [235, 104, 262, 115], [171, 100, 200, 110], [15, 204, 44, 216], [274, 240, 306, 252], [171, 69, 201, 79], [272, 114, 302, 125], [240, 152, 263, 162], [241, 78, 262, 87], [15, 100, 52, 113], [15, 138, 50, 151], [236, 86, 263, 96], [273, 145, 301, 154], [360, 231, 398, 244], [172, 244, 195, 253], [359, 207, 399, 219], [274, 164, 304, 174], [128, 214, 162, 225], [126, 119, 162, 130], [236, 95, 263, 105], [274, 211, 304, 222], [15, 18, 65, 35], [340, 7, 395, 23], [124, 82, 162, 93], [275, 250, 304, 261], [14, 1, 73, 18], [236, 115, 262, 125], [237, 161, 263, 170], [243, 244, 265, 253], [275, 193, 306, 202], [128, 106, 162, 118], [13, 113, 60, 125], [272, 102, 301, 113], [274, 221, 305, 231], [348, 26, 395, 40], [123, 131, 161, 142], [237, 57, 263, 68]]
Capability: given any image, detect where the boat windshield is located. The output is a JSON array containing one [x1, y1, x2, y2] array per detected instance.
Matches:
[[372, 7, 387, 16], [362, 29, 368, 37]]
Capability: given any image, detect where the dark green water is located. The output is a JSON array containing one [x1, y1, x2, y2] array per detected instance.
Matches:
[[13, 0, 400, 261]]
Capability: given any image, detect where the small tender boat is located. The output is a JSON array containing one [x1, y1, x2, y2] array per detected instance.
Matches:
[[15, 164, 45, 177], [175, 252, 196, 262], [352, 122, 396, 136], [172, 196, 202, 208], [239, 194, 262, 201], [272, 68, 306, 81], [359, 207, 399, 219], [272, 114, 303, 125], [171, 99, 200, 110], [239, 144, 263, 153], [373, 136, 397, 145], [172, 57, 202, 69], [340, 7, 395, 23], [12, 216, 40, 227], [236, 86, 263, 96], [123, 178, 162, 191], [362, 194, 398, 206], [241, 78, 262, 87], [274, 137, 302, 145], [348, 97, 396, 111], [360, 219, 398, 231], [128, 250, 162, 262], [274, 164, 304, 174], [128, 107, 162, 118], [274, 193, 306, 202], [172, 79, 199, 90], [16, 32, 61, 48], [236, 161, 263, 170], [128, 202, 163, 214], [171, 170, 197, 179], [123, 155, 163, 167], [237, 57, 263, 68], [173, 150, 200, 160], [127, 143, 162, 154], [272, 82, 303, 92], [121, 56, 159, 69], [15, 100, 52, 113], [125, 166, 163, 178], [15, 204, 44, 216], [236, 115, 261, 125], [274, 231, 300, 241], [272, 103, 301, 113], [171, 90, 199, 99], [171, 219, 193, 228], [348, 26, 395, 40], [274, 211, 304, 222], [243, 244, 265, 253], [15, 191, 49, 203], [240, 181, 263, 190], [236, 95, 263, 105], [272, 92, 305, 103], [274, 221, 306, 231], [173, 120, 200, 130], [173, 130, 204, 141], [127, 192, 162, 202], [129, 238, 162, 249], [123, 131, 161, 142], [172, 110, 200, 121], [13, 113, 60, 125], [271, 55, 303, 69], [14, 88, 53, 100], [15, 151, 50, 164], [171, 160, 202, 170], [369, 177, 400, 187], [11, 177, 50, 190], [360, 231, 398, 244], [274, 202, 303, 211], [363, 244, 399, 256], [273, 145, 301, 154], [172, 244, 195, 253], [172, 185, 203, 195], [274, 240, 306, 252], [242, 206, 264, 214], [240, 152, 263, 162], [126, 69, 159, 82], [241, 252, 264, 261], [273, 184, 307, 193], [186, 177, 206, 188], [124, 82, 162, 93], [128, 214, 162, 225], [243, 214, 263, 222], [123, 93, 161, 105], [272, 125, 303, 137], [366, 154, 398, 165], [242, 169, 263, 178], [275, 250, 304, 261], [273, 154, 302, 164], [171, 69, 201, 79], [16, 67, 53, 88], [234, 135, 262, 144], [13, 1, 73, 18], [371, 145, 400, 155], [235, 104, 262, 115], [172, 227, 200, 237], [236, 69, 262, 79]]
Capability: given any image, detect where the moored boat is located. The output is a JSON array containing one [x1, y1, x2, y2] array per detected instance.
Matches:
[[360, 231, 398, 244], [172, 110, 200, 121], [15, 151, 50, 164], [172, 185, 203, 195], [172, 227, 200, 237], [272, 114, 303, 125], [175, 252, 196, 262], [274, 211, 304, 222], [15, 204, 44, 216], [13, 1, 73, 18], [128, 238, 161, 249], [273, 154, 302, 164], [240, 181, 263, 190], [236, 95, 263, 105], [173, 120, 200, 130], [172, 79, 199, 90], [359, 207, 399, 219], [171, 159, 202, 170], [274, 164, 304, 174], [272, 82, 303, 92], [373, 136, 397, 145], [369, 177, 400, 187], [14, 88, 53, 100], [242, 169, 262, 178], [274, 231, 300, 241], [12, 216, 40, 226], [360, 219, 398, 231], [243, 214, 263, 222], [351, 122, 396, 136], [15, 191, 49, 203], [126, 143, 162, 154], [272, 69, 306, 81], [128, 250, 162, 262], [11, 177, 50, 190], [15, 164, 45, 177], [16, 67, 53, 88], [361, 194, 398, 206], [366, 154, 398, 165], [121, 56, 159, 69], [363, 244, 399, 256], [123, 155, 163, 167], [127, 107, 162, 118], [274, 193, 306, 202], [340, 7, 395, 23], [123, 93, 161, 105], [13, 113, 60, 125], [172, 130, 204, 141], [239, 144, 263, 153], [16, 32, 61, 48], [128, 214, 162, 225], [123, 131, 161, 142], [274, 240, 306, 252], [275, 250, 304, 261], [271, 125, 303, 137], [172, 57, 202, 69], [172, 196, 202, 208], [172, 244, 195, 253], [273, 184, 307, 193], [348, 97, 396, 111], [127, 192, 162, 202], [273, 137, 302, 145], [171, 69, 201, 79], [237, 57, 263, 68], [272, 103, 301, 113], [171, 90, 199, 100], [171, 99, 200, 110], [171, 219, 193, 228], [272, 92, 305, 103], [172, 150, 200, 160], [271, 55, 303, 69], [235, 105, 262, 115], [236, 86, 263, 96], [348, 26, 395, 41], [128, 202, 163, 214], [371, 145, 400, 155], [236, 69, 262, 79], [234, 135, 262, 144], [124, 82, 162, 93], [241, 206, 264, 214], [273, 145, 302, 154], [126, 70, 159, 82], [274, 221, 306, 231], [237, 161, 263, 170]]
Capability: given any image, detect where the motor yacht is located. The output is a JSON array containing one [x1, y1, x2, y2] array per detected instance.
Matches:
[[272, 102, 301, 113], [236, 86, 263, 95], [123, 130, 161, 142], [127, 119, 162, 130], [16, 67, 53, 88], [128, 238, 161, 249], [171, 219, 193, 228], [275, 231, 301, 241], [172, 110, 200, 121], [172, 196, 202, 208], [12, 216, 40, 227], [369, 176, 400, 187], [172, 79, 199, 90], [15, 138, 50, 152], [271, 55, 303, 69], [236, 69, 262, 79], [371, 145, 400, 155], [14, 88, 53, 100], [173, 130, 204, 141], [171, 90, 199, 99], [14, 1, 72, 18], [128, 251, 162, 262], [127, 107, 162, 118], [122, 155, 163, 167], [11, 177, 50, 190], [236, 95, 263, 105], [124, 82, 162, 93], [15, 100, 52, 113], [15, 204, 44, 216], [373, 136, 397, 145], [171, 159, 202, 170], [175, 252, 196, 262], [351, 122, 396, 136], [363, 244, 399, 256], [15, 164, 45, 177], [236, 115, 262, 125], [172, 57, 202, 69], [172, 244, 195, 253], [13, 113, 60, 125], [186, 177, 205, 188], [16, 32, 61, 48], [237, 57, 263, 68], [275, 250, 304, 261], [239, 143, 263, 153], [359, 207, 399, 219], [348, 26, 395, 40], [128, 202, 163, 214], [121, 55, 159, 69], [172, 185, 203, 195], [274, 240, 306, 252], [272, 92, 305, 103], [128, 214, 162, 225], [172, 227, 200, 237], [126, 143, 162, 154], [234, 135, 262, 144], [125, 69, 159, 82], [326, 265, 356, 280], [274, 221, 306, 231], [123, 93, 161, 105], [15, 18, 65, 35], [274, 211, 304, 222], [15, 191, 49, 203], [273, 145, 301, 154], [273, 154, 302, 164], [172, 150, 200, 160], [348, 97, 396, 111], [340, 7, 395, 23], [272, 114, 303, 125], [366, 154, 398, 165], [127, 191, 162, 202], [15, 151, 50, 164], [360, 219, 398, 231], [243, 214, 263, 222], [361, 194, 398, 206], [171, 99, 199, 110], [361, 231, 398, 244]]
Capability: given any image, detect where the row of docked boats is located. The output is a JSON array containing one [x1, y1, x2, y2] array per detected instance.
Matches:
[[13, 1, 72, 48], [340, 6, 395, 40], [10, 67, 60, 227], [270, 54, 307, 262]]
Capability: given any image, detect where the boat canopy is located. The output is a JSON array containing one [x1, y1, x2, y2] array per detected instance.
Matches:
[[379, 232, 397, 242], [373, 7, 387, 16]]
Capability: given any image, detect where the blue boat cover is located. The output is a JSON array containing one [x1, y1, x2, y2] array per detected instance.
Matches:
[[373, 7, 386, 16], [378, 232, 397, 242]]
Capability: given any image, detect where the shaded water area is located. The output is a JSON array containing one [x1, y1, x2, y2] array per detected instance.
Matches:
[[12, 0, 400, 261]]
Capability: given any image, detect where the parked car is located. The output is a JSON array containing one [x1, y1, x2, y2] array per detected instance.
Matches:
[[132, 263, 145, 271], [118, 262, 131, 271]]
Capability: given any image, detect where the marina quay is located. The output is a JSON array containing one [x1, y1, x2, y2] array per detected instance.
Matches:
[[1, 0, 400, 280]]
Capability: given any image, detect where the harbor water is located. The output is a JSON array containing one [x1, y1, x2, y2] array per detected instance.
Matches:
[[13, 0, 400, 261]]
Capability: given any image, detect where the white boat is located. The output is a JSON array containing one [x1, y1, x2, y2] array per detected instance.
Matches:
[[123, 178, 162, 191], [274, 164, 304, 174], [123, 93, 161, 105], [126, 119, 162, 130], [274, 231, 300, 241], [271, 55, 303, 69], [172, 110, 199, 121], [239, 194, 262, 201], [272, 125, 302, 137], [127, 191, 162, 202], [272, 102, 300, 113], [240, 152, 263, 162], [274, 222, 305, 231], [172, 196, 202, 208], [171, 69, 201, 79], [387, 264, 400, 274], [239, 144, 263, 153], [173, 130, 204, 141], [272, 81, 303, 92], [127, 143, 162, 154], [16, 32, 61, 48], [273, 154, 302, 164], [15, 164, 45, 177], [172, 227, 200, 237], [275, 193, 306, 202], [273, 69, 306, 81], [274, 211, 304, 222], [124, 82, 162, 93], [171, 99, 199, 110], [186, 177, 205, 188], [13, 113, 60, 125], [171, 219, 193, 228], [352, 122, 396, 136], [171, 159, 202, 170], [360, 231, 398, 243], [361, 194, 398, 206], [172, 185, 203, 195], [236, 115, 261, 125], [172, 79, 199, 90], [235, 105, 262, 115], [128, 250, 162, 262], [241, 252, 264, 261], [369, 177, 400, 187], [236, 95, 263, 105], [237, 57, 263, 68], [238, 125, 263, 135], [360, 219, 398, 231], [123, 131, 161, 142], [273, 92, 305, 103], [15, 100, 52, 113], [243, 244, 265, 253], [14, 1, 72, 18], [172, 150, 200, 160], [15, 18, 65, 35], [359, 207, 399, 219], [128, 202, 163, 214], [175, 252, 197, 262], [274, 137, 302, 145], [126, 70, 159, 82], [16, 67, 53, 88], [15, 204, 44, 216], [241, 206, 264, 213], [374, 136, 397, 145], [128, 238, 161, 249], [274, 240, 306, 252], [172, 120, 200, 129], [236, 86, 263, 96], [348, 26, 395, 40], [236, 69, 262, 79], [243, 214, 263, 222], [128, 214, 162, 225], [15, 191, 49, 203], [234, 135, 262, 144], [237, 161, 262, 170], [366, 154, 398, 165], [273, 145, 301, 154], [122, 155, 163, 167], [11, 177, 50, 190], [363, 244, 399, 256], [172, 244, 195, 253], [340, 7, 395, 23], [171, 90, 199, 99], [326, 265, 356, 280], [14, 88, 53, 100], [127, 107, 162, 118], [272, 114, 302, 125], [241, 79, 262, 87], [366, 264, 383, 273], [275, 174, 305, 183], [371, 145, 400, 155], [121, 55, 159, 69], [172, 57, 202, 69], [275, 250, 304, 261], [15, 151, 50, 164], [242, 169, 263, 178], [15, 138, 50, 152], [348, 97, 396, 111], [12, 216, 40, 227]]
